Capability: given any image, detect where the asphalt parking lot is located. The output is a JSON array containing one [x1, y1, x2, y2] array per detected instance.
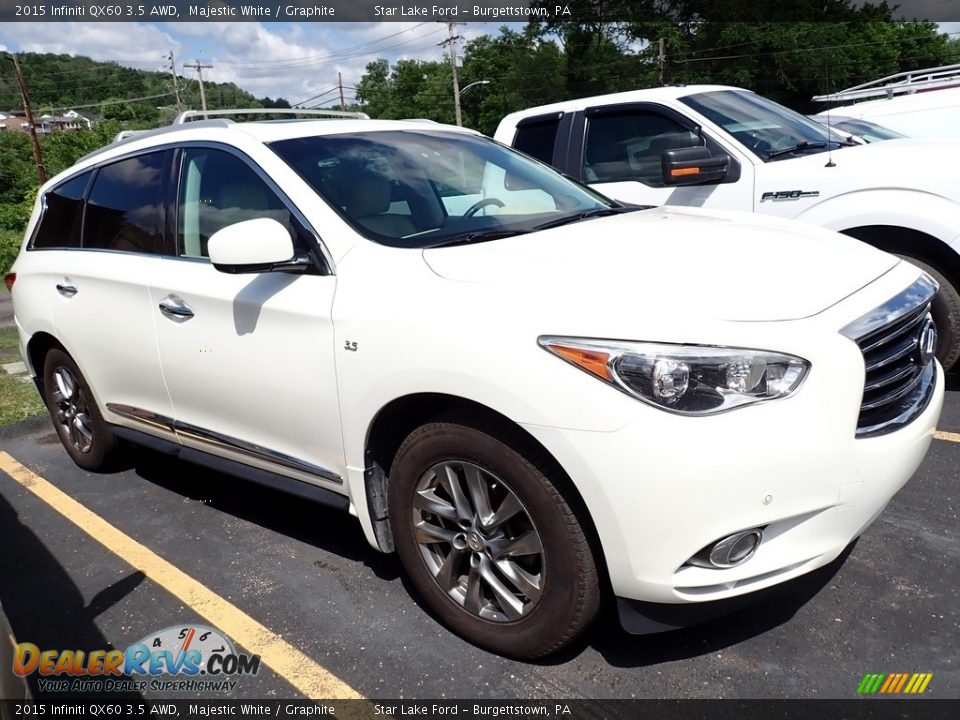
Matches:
[[0, 377, 957, 701]]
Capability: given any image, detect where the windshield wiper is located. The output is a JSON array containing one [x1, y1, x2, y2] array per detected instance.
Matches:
[[425, 228, 529, 249], [766, 141, 828, 160], [531, 206, 638, 232]]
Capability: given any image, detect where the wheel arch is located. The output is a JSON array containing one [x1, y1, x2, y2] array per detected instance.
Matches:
[[25, 331, 68, 392], [362, 392, 612, 597]]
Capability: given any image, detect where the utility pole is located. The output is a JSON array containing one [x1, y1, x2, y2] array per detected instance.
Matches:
[[338, 71, 346, 111], [439, 22, 463, 126], [165, 50, 182, 112], [657, 38, 665, 86], [185, 59, 213, 116], [9, 53, 46, 184]]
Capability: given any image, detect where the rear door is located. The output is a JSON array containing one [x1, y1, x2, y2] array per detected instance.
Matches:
[[44, 151, 177, 439], [150, 144, 345, 488]]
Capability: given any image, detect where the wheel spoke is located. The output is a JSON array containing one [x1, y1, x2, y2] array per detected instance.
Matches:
[[464, 464, 494, 526], [435, 547, 465, 592], [55, 369, 76, 400], [414, 519, 458, 545], [488, 530, 543, 560], [495, 559, 542, 602], [441, 464, 474, 522], [413, 488, 459, 521], [73, 415, 94, 447], [463, 562, 483, 615], [477, 556, 524, 620], [487, 492, 523, 530]]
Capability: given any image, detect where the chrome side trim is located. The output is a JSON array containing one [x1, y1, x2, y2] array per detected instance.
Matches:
[[173, 420, 343, 485], [840, 274, 938, 341], [105, 404, 343, 485], [106, 403, 176, 433]]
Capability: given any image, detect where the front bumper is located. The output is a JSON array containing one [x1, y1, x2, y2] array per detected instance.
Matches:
[[522, 359, 944, 606]]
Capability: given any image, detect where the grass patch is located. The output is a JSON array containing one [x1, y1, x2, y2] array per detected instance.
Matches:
[[0, 325, 45, 426]]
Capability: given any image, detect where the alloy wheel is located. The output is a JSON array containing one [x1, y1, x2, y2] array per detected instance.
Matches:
[[412, 460, 545, 622], [51, 366, 94, 454]]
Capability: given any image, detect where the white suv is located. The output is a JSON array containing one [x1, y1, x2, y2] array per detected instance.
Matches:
[[6, 115, 944, 658]]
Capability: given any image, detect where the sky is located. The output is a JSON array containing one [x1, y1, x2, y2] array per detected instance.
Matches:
[[0, 20, 957, 110], [0, 22, 514, 108]]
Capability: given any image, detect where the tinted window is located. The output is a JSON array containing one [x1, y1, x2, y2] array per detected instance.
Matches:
[[513, 117, 560, 164], [84, 152, 165, 253], [178, 148, 296, 259], [32, 171, 91, 249], [583, 110, 700, 186]]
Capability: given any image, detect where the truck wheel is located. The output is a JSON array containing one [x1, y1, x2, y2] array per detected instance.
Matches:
[[42, 348, 123, 471], [896, 255, 960, 371], [388, 421, 600, 658]]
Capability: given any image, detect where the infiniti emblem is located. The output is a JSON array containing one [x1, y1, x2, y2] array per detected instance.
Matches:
[[916, 317, 938, 366]]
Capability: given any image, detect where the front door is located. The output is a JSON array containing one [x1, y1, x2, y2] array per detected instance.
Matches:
[[577, 104, 754, 212], [150, 145, 344, 487]]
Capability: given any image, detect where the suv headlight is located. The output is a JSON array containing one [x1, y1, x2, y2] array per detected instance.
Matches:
[[538, 336, 810, 415]]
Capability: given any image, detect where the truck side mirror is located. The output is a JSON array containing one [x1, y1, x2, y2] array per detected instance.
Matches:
[[662, 147, 730, 186]]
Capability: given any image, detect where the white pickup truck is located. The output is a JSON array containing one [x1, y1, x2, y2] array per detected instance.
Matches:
[[494, 85, 960, 369]]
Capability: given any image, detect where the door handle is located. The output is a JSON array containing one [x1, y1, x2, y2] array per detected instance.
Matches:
[[158, 295, 195, 320], [56, 282, 78, 298]]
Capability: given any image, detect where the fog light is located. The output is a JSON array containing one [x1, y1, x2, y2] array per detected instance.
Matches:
[[687, 528, 763, 569]]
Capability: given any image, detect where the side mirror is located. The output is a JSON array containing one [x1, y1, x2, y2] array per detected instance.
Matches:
[[661, 146, 730, 186], [207, 218, 310, 274]]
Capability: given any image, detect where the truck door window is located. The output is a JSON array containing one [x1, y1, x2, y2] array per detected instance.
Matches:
[[583, 110, 700, 187], [513, 117, 561, 165]]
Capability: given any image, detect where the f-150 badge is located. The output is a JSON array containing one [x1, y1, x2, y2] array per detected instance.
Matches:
[[761, 190, 820, 202]]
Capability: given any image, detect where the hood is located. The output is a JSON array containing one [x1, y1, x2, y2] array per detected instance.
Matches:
[[423, 206, 898, 322], [763, 138, 960, 203]]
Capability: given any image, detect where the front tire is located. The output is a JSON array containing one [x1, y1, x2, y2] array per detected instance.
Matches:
[[388, 420, 599, 658], [896, 255, 960, 371], [42, 348, 122, 471]]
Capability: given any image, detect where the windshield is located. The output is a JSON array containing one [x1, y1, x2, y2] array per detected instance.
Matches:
[[832, 118, 908, 142], [681, 90, 847, 162], [269, 130, 614, 248]]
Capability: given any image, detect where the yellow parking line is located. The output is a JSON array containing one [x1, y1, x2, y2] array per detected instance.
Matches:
[[0, 451, 362, 700], [934, 430, 960, 443]]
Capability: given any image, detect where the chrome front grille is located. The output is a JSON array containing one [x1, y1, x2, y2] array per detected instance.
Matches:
[[841, 275, 939, 438]]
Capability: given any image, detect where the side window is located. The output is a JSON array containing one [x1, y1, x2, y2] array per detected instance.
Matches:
[[583, 109, 700, 187], [84, 152, 165, 254], [31, 171, 92, 249], [513, 117, 560, 165], [178, 148, 297, 258]]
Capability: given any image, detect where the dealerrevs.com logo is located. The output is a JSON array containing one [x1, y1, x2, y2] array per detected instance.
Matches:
[[13, 624, 261, 694]]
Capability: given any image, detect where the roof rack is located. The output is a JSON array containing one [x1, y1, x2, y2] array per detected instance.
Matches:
[[813, 64, 960, 102], [173, 108, 370, 124]]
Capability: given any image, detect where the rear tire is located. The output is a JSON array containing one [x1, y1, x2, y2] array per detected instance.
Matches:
[[895, 255, 960, 371], [42, 348, 122, 471], [388, 420, 599, 659]]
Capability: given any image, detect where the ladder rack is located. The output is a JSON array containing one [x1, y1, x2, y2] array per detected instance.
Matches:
[[812, 64, 960, 102]]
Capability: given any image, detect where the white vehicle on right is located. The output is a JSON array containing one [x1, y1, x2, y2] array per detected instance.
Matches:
[[812, 64, 960, 138], [495, 84, 960, 370]]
